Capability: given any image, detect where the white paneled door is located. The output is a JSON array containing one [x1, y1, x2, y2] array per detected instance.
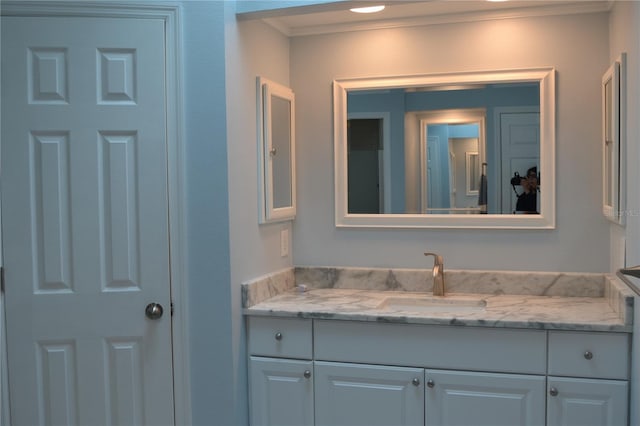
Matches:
[[1, 16, 174, 425], [498, 110, 540, 213]]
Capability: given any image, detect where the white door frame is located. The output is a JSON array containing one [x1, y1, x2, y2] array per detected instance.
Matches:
[[0, 2, 190, 425]]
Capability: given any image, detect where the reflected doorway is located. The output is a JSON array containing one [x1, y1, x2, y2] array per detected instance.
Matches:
[[347, 118, 382, 213]]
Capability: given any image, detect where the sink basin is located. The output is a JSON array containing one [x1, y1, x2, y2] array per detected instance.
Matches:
[[379, 295, 487, 313]]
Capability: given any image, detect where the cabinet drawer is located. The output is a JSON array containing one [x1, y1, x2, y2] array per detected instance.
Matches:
[[548, 331, 629, 379], [315, 320, 546, 374], [248, 317, 312, 359]]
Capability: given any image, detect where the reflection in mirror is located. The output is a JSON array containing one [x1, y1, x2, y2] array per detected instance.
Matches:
[[334, 68, 556, 228], [417, 109, 486, 215], [257, 77, 296, 223], [270, 95, 293, 209], [466, 151, 480, 195]]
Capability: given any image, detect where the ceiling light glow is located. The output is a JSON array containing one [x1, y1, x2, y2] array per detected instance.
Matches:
[[350, 5, 385, 13]]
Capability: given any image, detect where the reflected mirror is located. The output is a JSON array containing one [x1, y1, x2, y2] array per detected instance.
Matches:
[[334, 68, 555, 228]]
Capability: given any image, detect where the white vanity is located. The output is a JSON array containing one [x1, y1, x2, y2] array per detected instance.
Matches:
[[243, 267, 634, 426]]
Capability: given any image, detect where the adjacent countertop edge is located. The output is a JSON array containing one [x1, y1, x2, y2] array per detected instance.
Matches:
[[606, 274, 636, 326], [242, 267, 296, 308], [242, 308, 632, 333]]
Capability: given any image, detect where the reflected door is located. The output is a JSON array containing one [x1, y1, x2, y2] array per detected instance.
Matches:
[[499, 111, 540, 213], [1, 16, 174, 425]]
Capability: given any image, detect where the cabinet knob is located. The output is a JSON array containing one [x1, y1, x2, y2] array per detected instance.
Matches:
[[275, 332, 283, 341], [426, 379, 435, 388], [584, 351, 593, 360], [549, 387, 559, 397], [412, 378, 420, 386], [303, 370, 311, 379]]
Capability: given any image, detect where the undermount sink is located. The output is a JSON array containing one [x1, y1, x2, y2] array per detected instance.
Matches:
[[379, 295, 487, 313]]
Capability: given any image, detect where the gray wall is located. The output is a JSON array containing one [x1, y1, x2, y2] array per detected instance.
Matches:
[[290, 12, 612, 272], [182, 2, 231, 424], [181, 2, 241, 425], [227, 12, 293, 285], [224, 5, 295, 426]]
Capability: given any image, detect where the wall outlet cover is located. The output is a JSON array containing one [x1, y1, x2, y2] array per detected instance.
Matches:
[[280, 229, 289, 257]]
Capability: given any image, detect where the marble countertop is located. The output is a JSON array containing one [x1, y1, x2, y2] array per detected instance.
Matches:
[[242, 267, 635, 332]]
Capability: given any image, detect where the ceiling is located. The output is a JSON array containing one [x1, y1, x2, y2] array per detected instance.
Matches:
[[246, 0, 613, 36]]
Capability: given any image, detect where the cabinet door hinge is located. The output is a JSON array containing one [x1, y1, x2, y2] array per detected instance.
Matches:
[[171, 302, 174, 317], [1, 267, 4, 294]]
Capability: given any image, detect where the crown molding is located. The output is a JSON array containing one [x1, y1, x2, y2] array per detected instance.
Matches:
[[266, 1, 613, 37]]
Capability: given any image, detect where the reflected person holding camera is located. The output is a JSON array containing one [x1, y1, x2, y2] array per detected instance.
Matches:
[[513, 166, 539, 213]]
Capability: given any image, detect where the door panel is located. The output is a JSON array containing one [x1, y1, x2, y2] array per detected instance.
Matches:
[[1, 16, 173, 426], [547, 377, 628, 426], [315, 361, 424, 426], [249, 357, 314, 426], [499, 111, 540, 213], [425, 369, 545, 426]]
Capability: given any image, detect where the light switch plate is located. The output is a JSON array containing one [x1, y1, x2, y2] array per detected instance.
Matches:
[[280, 229, 289, 257]]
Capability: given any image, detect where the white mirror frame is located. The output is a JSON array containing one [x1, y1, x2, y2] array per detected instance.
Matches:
[[257, 77, 296, 223], [333, 67, 556, 229], [602, 54, 626, 225]]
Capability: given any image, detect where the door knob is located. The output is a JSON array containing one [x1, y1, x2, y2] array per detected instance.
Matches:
[[145, 303, 164, 320]]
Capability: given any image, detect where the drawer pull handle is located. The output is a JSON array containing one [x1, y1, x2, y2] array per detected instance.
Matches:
[[584, 351, 593, 360], [303, 370, 311, 379], [549, 387, 559, 397], [426, 379, 435, 388], [412, 378, 420, 386], [275, 332, 283, 341]]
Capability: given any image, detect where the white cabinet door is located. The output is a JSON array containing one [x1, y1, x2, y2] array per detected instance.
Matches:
[[425, 369, 545, 426], [547, 377, 628, 426], [314, 361, 423, 426], [249, 356, 314, 426]]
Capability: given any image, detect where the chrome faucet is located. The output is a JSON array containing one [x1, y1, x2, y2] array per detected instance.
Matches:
[[424, 252, 445, 296]]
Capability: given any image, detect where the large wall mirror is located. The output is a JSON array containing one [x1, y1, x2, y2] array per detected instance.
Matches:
[[334, 68, 555, 229]]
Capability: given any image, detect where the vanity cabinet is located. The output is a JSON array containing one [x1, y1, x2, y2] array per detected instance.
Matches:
[[247, 317, 314, 426], [546, 377, 628, 426], [546, 331, 630, 426], [246, 317, 630, 426], [314, 361, 423, 426], [249, 357, 314, 426], [425, 369, 545, 426]]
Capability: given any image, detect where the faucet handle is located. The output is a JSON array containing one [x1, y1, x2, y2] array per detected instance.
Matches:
[[425, 252, 446, 296]]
